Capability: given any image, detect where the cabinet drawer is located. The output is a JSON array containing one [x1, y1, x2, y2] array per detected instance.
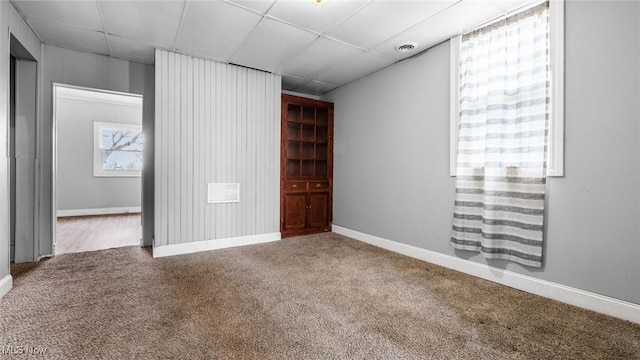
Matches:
[[308, 181, 329, 190], [284, 182, 306, 191]]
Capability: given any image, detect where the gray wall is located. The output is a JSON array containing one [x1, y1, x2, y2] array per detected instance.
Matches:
[[0, 1, 42, 283], [154, 50, 280, 247], [56, 97, 142, 211], [325, 1, 640, 305], [41, 45, 155, 250]]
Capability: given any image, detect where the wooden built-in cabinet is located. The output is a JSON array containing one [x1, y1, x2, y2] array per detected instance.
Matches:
[[281, 94, 333, 238]]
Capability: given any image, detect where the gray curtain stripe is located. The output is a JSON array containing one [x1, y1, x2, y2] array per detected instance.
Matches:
[[459, 114, 547, 127], [455, 201, 545, 216], [461, 81, 549, 98], [462, 49, 550, 74], [458, 129, 547, 142], [454, 215, 544, 233], [462, 64, 549, 83], [478, 246, 542, 262], [456, 176, 546, 184], [456, 162, 546, 169], [454, 214, 544, 231], [453, 213, 484, 221], [479, 233, 542, 246], [458, 146, 546, 155], [481, 218, 543, 231], [455, 188, 545, 200], [460, 98, 549, 116], [454, 200, 484, 208], [451, 234, 542, 248], [452, 225, 483, 234]]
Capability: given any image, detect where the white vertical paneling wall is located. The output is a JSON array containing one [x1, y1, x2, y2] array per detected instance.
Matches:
[[154, 50, 281, 249]]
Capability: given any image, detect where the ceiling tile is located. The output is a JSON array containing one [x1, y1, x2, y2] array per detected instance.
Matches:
[[267, 0, 368, 34], [12, 0, 103, 31], [492, 0, 541, 13], [296, 80, 339, 95], [109, 36, 155, 65], [230, 17, 318, 73], [100, 0, 185, 48], [280, 37, 363, 79], [327, 0, 457, 50], [316, 51, 394, 86], [372, 0, 505, 60], [175, 1, 262, 62], [225, 0, 276, 14], [27, 17, 109, 56]]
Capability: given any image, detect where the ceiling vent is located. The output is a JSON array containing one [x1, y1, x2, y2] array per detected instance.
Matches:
[[396, 42, 418, 53]]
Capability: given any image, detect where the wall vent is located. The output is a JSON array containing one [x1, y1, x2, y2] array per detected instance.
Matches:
[[207, 183, 240, 204]]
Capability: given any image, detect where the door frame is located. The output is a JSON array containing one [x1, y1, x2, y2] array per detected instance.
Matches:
[[8, 34, 38, 264], [51, 83, 144, 255]]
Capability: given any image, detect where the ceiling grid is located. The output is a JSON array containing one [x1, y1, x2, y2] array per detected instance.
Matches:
[[10, 0, 538, 95]]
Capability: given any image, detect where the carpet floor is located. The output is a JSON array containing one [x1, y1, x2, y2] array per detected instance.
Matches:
[[1, 233, 639, 359]]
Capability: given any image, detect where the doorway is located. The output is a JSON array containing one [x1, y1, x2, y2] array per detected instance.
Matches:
[[53, 85, 143, 254], [9, 36, 38, 264]]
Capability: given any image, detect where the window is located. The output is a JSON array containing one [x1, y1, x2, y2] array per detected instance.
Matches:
[[450, 0, 564, 177], [93, 122, 143, 177]]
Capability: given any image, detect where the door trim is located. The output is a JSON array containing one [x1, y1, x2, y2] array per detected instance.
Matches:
[[51, 83, 144, 255]]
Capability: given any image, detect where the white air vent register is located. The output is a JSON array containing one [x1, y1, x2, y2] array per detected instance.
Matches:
[[207, 183, 240, 204]]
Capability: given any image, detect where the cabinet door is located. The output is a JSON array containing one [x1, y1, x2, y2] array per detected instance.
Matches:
[[283, 192, 307, 232], [308, 192, 329, 229]]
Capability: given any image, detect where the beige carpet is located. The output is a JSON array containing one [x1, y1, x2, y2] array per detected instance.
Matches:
[[2, 233, 639, 359]]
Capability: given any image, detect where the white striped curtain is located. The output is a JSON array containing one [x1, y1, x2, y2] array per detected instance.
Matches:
[[451, 2, 550, 268]]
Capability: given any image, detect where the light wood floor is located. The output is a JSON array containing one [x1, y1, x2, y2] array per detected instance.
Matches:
[[56, 213, 141, 254]]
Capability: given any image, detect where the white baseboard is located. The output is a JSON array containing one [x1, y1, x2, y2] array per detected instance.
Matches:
[[153, 232, 281, 258], [333, 225, 640, 324], [57, 207, 141, 217], [0, 275, 13, 300]]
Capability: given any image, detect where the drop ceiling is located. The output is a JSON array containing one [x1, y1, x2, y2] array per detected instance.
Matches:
[[10, 0, 540, 95]]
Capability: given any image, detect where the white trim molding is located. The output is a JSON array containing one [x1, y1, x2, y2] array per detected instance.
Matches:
[[152, 232, 281, 258], [56, 206, 141, 217], [55, 84, 143, 106], [0, 275, 13, 300], [449, 34, 461, 177], [333, 225, 640, 324], [546, 0, 565, 176]]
